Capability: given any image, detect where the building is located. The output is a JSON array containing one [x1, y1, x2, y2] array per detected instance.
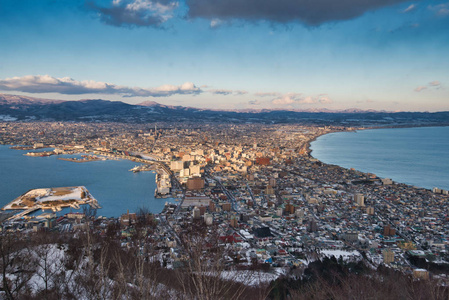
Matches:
[[354, 193, 364, 206], [209, 201, 216, 212], [120, 211, 137, 226], [308, 218, 318, 233], [204, 213, 213, 225], [255, 157, 270, 166], [192, 207, 201, 219], [230, 216, 238, 228], [383, 249, 395, 264], [186, 177, 205, 190], [276, 208, 283, 217], [381, 178, 393, 185], [182, 196, 211, 208], [189, 164, 201, 176], [222, 202, 231, 212], [285, 203, 296, 214], [413, 269, 429, 280], [170, 160, 184, 171], [343, 231, 359, 242], [384, 225, 396, 236], [66, 212, 85, 219], [265, 185, 274, 195]]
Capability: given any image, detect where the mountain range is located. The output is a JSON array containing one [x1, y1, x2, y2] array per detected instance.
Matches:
[[1, 93, 449, 126]]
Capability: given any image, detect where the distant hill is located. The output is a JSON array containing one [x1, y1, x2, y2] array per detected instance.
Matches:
[[1, 93, 449, 126], [0, 94, 65, 105]]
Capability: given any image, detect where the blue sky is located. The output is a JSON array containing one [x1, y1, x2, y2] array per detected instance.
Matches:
[[0, 0, 448, 111]]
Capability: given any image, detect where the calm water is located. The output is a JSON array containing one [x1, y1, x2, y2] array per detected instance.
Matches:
[[0, 146, 172, 217], [310, 126, 449, 191]]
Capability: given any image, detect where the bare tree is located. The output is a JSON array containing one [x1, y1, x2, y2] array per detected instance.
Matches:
[[0, 230, 34, 299], [174, 223, 266, 300]]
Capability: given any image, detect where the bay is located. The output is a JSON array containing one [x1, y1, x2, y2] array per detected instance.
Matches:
[[310, 126, 449, 191], [0, 145, 172, 217]]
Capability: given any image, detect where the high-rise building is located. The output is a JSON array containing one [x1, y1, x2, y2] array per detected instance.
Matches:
[[222, 203, 231, 212], [384, 225, 396, 236], [192, 207, 201, 219], [308, 218, 318, 232], [276, 208, 283, 217], [230, 216, 238, 228], [209, 201, 216, 212], [204, 213, 213, 225], [354, 193, 364, 206], [189, 164, 201, 176], [186, 177, 205, 190], [383, 249, 395, 264], [170, 160, 184, 171]]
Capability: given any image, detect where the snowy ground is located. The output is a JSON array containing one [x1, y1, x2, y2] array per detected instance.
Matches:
[[0, 114, 18, 121], [319, 250, 362, 262], [3, 186, 92, 209], [38, 187, 87, 202], [221, 268, 286, 286]]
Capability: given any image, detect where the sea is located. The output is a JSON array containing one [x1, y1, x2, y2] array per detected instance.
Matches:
[[310, 126, 449, 191], [0, 145, 173, 217]]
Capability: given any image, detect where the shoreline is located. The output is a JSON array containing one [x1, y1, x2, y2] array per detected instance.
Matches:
[[0, 145, 173, 218], [306, 125, 449, 191], [307, 123, 449, 157], [57, 157, 101, 163]]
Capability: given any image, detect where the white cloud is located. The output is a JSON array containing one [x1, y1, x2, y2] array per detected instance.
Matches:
[[89, 0, 179, 28], [414, 86, 427, 92], [254, 92, 282, 97], [318, 94, 332, 104], [210, 18, 224, 28], [429, 80, 441, 87], [234, 90, 248, 95], [248, 99, 262, 105], [271, 93, 333, 105], [272, 93, 303, 105], [429, 3, 449, 16], [300, 96, 316, 104], [0, 75, 201, 97], [414, 80, 442, 92], [402, 4, 416, 13], [208, 89, 248, 96], [209, 89, 233, 95]]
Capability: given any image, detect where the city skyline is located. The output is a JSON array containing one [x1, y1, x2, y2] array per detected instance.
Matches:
[[1, 0, 448, 111]]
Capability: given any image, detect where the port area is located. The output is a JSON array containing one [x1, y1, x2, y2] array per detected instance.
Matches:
[[58, 155, 104, 163], [129, 163, 173, 199], [129, 164, 155, 173], [1, 186, 100, 221], [24, 150, 55, 157], [10, 145, 37, 150]]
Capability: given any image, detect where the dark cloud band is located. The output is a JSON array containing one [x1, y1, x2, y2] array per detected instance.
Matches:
[[187, 0, 410, 26]]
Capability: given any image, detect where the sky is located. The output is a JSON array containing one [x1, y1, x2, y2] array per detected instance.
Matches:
[[0, 0, 448, 111]]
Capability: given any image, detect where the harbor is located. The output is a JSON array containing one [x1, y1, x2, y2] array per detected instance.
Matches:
[[128, 163, 173, 199], [2, 186, 101, 221], [58, 155, 105, 163]]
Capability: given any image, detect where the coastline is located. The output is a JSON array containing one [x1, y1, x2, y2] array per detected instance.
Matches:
[[0, 145, 171, 217], [306, 123, 449, 157], [307, 125, 449, 191], [57, 157, 101, 163]]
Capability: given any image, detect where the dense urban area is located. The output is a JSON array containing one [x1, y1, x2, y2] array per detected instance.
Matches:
[[1, 121, 449, 299]]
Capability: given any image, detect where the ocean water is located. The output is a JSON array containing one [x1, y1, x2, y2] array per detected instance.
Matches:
[[0, 146, 172, 217], [310, 126, 449, 191]]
